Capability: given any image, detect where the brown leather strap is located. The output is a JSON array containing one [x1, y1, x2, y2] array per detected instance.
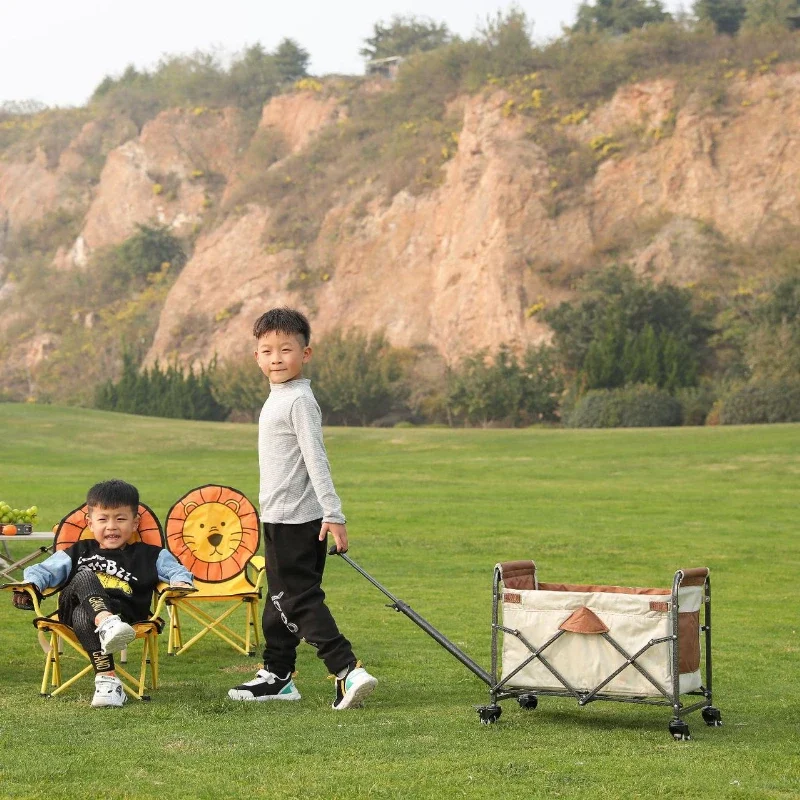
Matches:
[[498, 560, 536, 590], [679, 567, 709, 587]]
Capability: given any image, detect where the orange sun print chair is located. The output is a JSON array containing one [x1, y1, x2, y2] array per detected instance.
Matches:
[[5, 502, 177, 700], [164, 485, 263, 656]]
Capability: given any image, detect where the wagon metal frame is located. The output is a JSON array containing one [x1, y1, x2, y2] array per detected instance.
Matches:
[[332, 549, 722, 741], [482, 561, 721, 740]]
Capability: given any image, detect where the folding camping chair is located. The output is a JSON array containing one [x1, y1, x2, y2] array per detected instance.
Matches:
[[163, 485, 264, 656], [2, 502, 187, 700]]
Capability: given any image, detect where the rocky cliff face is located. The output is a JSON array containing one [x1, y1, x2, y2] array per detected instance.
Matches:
[[2, 67, 799, 380]]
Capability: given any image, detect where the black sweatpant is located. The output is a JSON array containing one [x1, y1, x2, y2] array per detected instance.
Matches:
[[57, 569, 119, 673], [261, 519, 355, 676]]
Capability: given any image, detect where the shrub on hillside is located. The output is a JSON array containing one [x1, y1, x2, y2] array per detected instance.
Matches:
[[210, 358, 267, 422], [308, 329, 409, 426], [446, 344, 563, 427], [360, 15, 452, 61], [545, 266, 709, 391], [94, 224, 187, 297], [675, 384, 717, 426], [95, 354, 228, 421], [717, 379, 800, 424], [573, 0, 672, 35], [567, 383, 682, 427], [743, 0, 800, 30], [694, 0, 748, 34]]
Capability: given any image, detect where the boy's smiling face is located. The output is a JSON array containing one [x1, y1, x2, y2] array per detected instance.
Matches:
[[86, 505, 139, 550], [255, 330, 311, 384]]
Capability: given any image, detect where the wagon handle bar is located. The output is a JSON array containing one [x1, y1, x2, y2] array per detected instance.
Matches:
[[328, 546, 492, 686]]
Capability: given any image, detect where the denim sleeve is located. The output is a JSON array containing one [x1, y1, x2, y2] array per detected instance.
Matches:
[[23, 550, 72, 593], [156, 549, 194, 585]]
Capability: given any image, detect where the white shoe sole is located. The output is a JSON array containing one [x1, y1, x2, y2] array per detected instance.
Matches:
[[333, 675, 377, 710], [100, 624, 136, 655], [92, 692, 127, 708], [227, 688, 301, 702]]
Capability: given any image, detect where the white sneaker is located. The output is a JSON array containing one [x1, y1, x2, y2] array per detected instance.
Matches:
[[91, 674, 127, 708], [228, 669, 301, 701], [96, 615, 136, 655], [332, 664, 377, 710]]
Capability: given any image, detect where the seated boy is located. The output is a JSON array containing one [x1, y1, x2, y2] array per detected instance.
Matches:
[[12, 479, 193, 708]]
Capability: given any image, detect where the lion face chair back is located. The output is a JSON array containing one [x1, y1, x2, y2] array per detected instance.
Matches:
[[164, 485, 263, 656], [12, 502, 169, 701]]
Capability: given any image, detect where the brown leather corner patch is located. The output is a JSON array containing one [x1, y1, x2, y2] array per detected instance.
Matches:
[[649, 601, 670, 613], [504, 592, 522, 605], [559, 606, 609, 635]]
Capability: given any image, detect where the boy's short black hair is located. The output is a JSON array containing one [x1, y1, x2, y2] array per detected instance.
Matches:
[[253, 307, 311, 346], [86, 480, 140, 514]]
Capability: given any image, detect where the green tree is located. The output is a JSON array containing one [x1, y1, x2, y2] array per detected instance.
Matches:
[[693, 0, 748, 33], [573, 0, 671, 33], [446, 348, 522, 427], [96, 224, 187, 297], [446, 344, 562, 426], [640, 324, 662, 385], [520, 345, 564, 422], [273, 38, 310, 82], [744, 0, 800, 28], [150, 52, 227, 107], [95, 356, 228, 421], [662, 332, 697, 391], [226, 44, 281, 109], [309, 329, 407, 425], [210, 358, 267, 422], [544, 266, 708, 391], [360, 15, 451, 61], [583, 315, 626, 389], [742, 274, 800, 381], [476, 8, 535, 78]]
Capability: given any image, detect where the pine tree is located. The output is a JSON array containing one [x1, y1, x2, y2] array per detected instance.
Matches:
[[694, 0, 747, 33], [641, 325, 662, 386]]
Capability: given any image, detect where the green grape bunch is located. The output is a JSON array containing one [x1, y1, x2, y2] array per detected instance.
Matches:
[[0, 501, 39, 525]]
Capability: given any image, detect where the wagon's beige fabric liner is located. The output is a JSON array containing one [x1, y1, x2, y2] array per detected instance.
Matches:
[[500, 585, 703, 697]]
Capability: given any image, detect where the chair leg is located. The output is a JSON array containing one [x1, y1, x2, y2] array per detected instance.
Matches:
[[246, 599, 260, 655], [149, 632, 159, 689], [168, 605, 182, 654], [41, 632, 58, 695], [137, 640, 150, 699]]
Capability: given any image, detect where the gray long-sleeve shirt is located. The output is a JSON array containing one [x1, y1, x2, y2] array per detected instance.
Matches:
[[257, 378, 345, 525]]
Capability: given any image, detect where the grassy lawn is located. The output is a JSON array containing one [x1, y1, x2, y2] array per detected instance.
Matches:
[[0, 403, 798, 799]]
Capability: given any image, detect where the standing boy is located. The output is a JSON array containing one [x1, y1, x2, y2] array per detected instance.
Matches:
[[228, 307, 377, 709], [13, 479, 193, 708]]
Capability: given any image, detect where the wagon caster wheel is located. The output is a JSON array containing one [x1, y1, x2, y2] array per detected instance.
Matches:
[[477, 705, 502, 725], [517, 694, 538, 710], [668, 718, 691, 741], [702, 706, 722, 727]]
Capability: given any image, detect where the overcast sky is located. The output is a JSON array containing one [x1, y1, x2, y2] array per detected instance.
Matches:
[[1, 0, 689, 108]]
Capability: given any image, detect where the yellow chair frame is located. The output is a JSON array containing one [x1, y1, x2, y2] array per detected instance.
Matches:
[[164, 485, 264, 657], [166, 556, 265, 656]]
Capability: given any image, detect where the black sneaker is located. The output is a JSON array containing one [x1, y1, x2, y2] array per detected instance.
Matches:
[[332, 662, 377, 710], [228, 668, 301, 701]]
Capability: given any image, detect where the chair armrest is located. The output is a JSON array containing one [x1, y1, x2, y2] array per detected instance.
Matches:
[[248, 556, 266, 590], [1, 582, 45, 615], [152, 584, 198, 617]]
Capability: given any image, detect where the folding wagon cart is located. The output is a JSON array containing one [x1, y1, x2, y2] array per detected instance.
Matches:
[[332, 550, 722, 741]]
